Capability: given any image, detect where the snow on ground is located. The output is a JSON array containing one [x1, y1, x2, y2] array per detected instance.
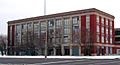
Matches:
[[0, 56, 120, 59]]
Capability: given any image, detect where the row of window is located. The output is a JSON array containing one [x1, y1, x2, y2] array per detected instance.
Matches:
[[96, 15, 113, 43], [97, 46, 112, 55], [15, 16, 80, 44]]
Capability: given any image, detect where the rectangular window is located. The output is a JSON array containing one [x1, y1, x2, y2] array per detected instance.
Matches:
[[106, 19, 108, 26], [106, 35, 108, 43], [64, 28, 70, 35], [56, 19, 62, 27], [110, 36, 112, 43], [48, 20, 54, 27], [102, 27, 104, 34], [16, 25, 21, 45], [64, 36, 69, 43], [97, 35, 99, 42], [97, 25, 99, 33], [102, 17, 104, 25], [106, 46, 109, 55], [102, 35, 104, 43], [96, 16, 99, 25], [86, 15, 90, 29], [27, 23, 32, 30], [72, 16, 79, 25], [40, 21, 46, 31], [106, 28, 108, 35], [21, 24, 27, 30], [110, 29, 112, 35], [64, 18, 70, 26], [110, 21, 112, 26], [10, 26, 12, 46], [110, 47, 112, 55]]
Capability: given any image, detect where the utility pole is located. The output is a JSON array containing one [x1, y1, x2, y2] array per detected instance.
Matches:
[[44, 0, 47, 59]]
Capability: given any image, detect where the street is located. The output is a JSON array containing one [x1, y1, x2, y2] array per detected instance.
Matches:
[[0, 58, 120, 65]]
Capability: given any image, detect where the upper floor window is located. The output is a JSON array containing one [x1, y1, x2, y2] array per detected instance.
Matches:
[[97, 25, 99, 33], [102, 17, 104, 25], [106, 35, 108, 43], [110, 29, 112, 35], [21, 24, 27, 30], [86, 15, 90, 30], [106, 28, 108, 35], [110, 36, 112, 43], [110, 20, 112, 27], [56, 19, 62, 27], [64, 18, 70, 26], [40, 21, 47, 31], [96, 16, 99, 24], [72, 16, 79, 25], [106, 19, 108, 26], [102, 35, 104, 43], [48, 20, 54, 27], [97, 34, 100, 42], [102, 27, 104, 34], [10, 26, 12, 31], [27, 23, 32, 29]]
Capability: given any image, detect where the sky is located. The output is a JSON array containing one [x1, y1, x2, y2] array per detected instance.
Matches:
[[0, 0, 120, 35]]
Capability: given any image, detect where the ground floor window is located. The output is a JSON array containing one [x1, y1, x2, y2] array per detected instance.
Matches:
[[72, 47, 79, 56], [102, 46, 104, 55], [97, 46, 100, 56], [64, 46, 70, 55]]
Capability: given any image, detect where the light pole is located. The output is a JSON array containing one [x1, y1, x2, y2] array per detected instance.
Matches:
[[44, 0, 47, 58]]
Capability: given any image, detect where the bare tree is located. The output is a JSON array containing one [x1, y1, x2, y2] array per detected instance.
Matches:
[[0, 35, 7, 56], [81, 28, 94, 56]]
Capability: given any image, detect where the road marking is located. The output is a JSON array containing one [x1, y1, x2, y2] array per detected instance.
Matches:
[[36, 60, 84, 65], [89, 61, 120, 65]]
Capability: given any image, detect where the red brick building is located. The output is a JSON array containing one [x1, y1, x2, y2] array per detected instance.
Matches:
[[7, 8, 119, 56]]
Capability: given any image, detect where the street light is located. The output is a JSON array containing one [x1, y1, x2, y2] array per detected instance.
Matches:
[[44, 0, 47, 59]]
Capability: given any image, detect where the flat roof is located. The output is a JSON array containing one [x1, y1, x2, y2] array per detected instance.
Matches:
[[8, 8, 115, 24]]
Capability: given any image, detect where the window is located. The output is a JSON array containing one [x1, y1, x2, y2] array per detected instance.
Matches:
[[106, 28, 108, 35], [21, 24, 27, 29], [28, 23, 32, 27], [106, 35, 108, 43], [115, 37, 120, 41], [64, 28, 70, 35], [102, 27, 104, 34], [97, 35, 99, 42], [115, 31, 120, 35], [48, 20, 54, 27], [102, 17, 104, 25], [97, 46, 100, 56], [15, 25, 21, 44], [97, 25, 99, 33], [110, 29, 112, 35], [72, 16, 79, 25], [10, 26, 12, 46], [110, 36, 112, 43], [64, 36, 69, 43], [106, 19, 108, 26], [86, 15, 90, 29], [56, 19, 62, 27], [102, 35, 104, 43], [106, 46, 109, 55], [110, 47, 112, 55], [102, 46, 104, 55], [40, 21, 46, 31], [64, 18, 70, 26], [110, 21, 112, 26], [56, 38, 61, 43], [96, 16, 99, 24]]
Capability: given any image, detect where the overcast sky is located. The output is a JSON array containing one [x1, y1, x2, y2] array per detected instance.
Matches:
[[0, 0, 120, 35]]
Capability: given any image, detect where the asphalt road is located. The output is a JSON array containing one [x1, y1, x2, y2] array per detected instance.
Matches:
[[0, 58, 120, 65]]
